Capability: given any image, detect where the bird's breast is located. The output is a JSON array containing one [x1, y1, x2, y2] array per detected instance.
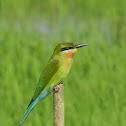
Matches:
[[59, 57, 73, 77], [47, 58, 73, 88]]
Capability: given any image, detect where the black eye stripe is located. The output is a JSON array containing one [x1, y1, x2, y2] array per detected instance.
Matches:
[[60, 47, 73, 51]]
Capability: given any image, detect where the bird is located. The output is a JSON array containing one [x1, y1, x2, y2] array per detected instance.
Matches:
[[18, 42, 90, 126]]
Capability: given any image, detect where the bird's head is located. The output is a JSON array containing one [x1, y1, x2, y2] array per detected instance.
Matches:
[[53, 42, 90, 58]]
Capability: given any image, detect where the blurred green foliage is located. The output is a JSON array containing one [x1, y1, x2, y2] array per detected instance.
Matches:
[[0, 0, 126, 126]]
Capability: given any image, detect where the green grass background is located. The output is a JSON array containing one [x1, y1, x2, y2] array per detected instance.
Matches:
[[0, 0, 126, 126]]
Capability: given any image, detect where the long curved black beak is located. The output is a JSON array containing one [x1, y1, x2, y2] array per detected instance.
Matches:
[[73, 44, 90, 49]]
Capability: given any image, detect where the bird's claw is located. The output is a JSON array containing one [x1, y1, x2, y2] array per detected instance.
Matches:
[[60, 82, 63, 85], [53, 86, 59, 93]]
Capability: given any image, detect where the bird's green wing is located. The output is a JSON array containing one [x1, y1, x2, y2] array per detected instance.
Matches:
[[32, 59, 59, 101]]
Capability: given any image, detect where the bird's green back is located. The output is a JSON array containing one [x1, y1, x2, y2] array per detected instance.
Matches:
[[32, 59, 59, 100]]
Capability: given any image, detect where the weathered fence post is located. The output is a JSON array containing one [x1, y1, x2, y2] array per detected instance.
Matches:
[[53, 83, 64, 126]]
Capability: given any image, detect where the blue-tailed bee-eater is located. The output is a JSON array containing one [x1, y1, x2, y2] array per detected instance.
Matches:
[[19, 42, 89, 126]]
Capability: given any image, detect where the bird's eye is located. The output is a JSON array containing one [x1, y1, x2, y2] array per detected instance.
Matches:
[[60, 47, 71, 51], [65, 47, 70, 49]]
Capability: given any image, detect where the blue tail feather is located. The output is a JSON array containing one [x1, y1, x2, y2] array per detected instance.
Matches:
[[18, 88, 50, 126], [19, 100, 36, 126]]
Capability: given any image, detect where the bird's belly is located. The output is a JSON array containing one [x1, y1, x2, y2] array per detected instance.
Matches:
[[46, 61, 72, 89]]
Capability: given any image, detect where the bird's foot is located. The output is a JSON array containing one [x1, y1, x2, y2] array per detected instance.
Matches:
[[53, 86, 59, 93], [59, 82, 63, 85]]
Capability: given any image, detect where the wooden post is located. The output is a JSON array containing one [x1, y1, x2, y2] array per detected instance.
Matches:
[[53, 83, 64, 126]]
